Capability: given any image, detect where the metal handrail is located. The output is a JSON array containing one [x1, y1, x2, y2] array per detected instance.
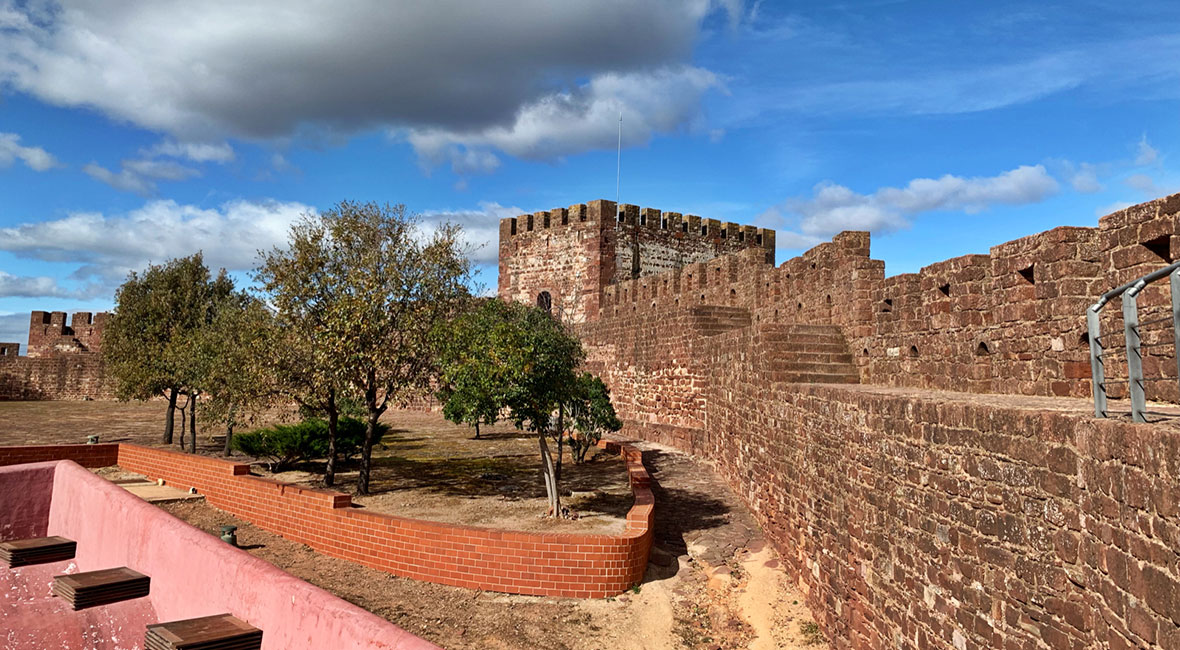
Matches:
[[1087, 261, 1180, 422]]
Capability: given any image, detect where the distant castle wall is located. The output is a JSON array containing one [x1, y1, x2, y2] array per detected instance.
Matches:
[[0, 310, 114, 400]]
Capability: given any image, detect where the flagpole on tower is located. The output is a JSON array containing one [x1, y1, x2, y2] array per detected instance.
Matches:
[[615, 112, 622, 213]]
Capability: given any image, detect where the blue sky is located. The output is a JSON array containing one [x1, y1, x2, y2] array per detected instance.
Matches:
[[1, 1, 1178, 348]]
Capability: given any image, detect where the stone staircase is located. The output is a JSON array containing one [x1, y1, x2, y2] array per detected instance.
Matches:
[[762, 324, 860, 384]]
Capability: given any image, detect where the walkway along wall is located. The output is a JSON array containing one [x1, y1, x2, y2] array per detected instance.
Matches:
[[0, 441, 654, 599], [544, 193, 1180, 404]]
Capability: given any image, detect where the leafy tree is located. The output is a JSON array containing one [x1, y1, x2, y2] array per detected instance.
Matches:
[[566, 373, 623, 464], [435, 300, 503, 439], [437, 299, 586, 515], [258, 201, 471, 494], [103, 253, 233, 446], [191, 292, 278, 455]]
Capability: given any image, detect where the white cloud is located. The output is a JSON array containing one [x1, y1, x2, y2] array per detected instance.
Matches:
[[142, 140, 235, 163], [1095, 200, 1134, 217], [421, 201, 525, 264], [767, 164, 1060, 243], [0, 312, 29, 351], [0, 132, 59, 171], [0, 199, 314, 288], [1136, 135, 1159, 166], [0, 270, 101, 299], [83, 158, 200, 195], [1125, 173, 1162, 194], [1067, 162, 1103, 193], [0, 198, 513, 299], [0, 1, 729, 164], [407, 66, 720, 166]]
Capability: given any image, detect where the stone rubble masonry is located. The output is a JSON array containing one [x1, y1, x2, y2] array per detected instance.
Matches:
[[0, 310, 114, 400], [501, 193, 1180, 404], [0, 439, 654, 599], [498, 199, 774, 324], [506, 193, 1180, 648]]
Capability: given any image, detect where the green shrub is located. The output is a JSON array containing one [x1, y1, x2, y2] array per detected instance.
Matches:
[[232, 416, 389, 472]]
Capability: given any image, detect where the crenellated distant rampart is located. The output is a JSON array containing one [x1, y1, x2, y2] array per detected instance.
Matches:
[[0, 310, 113, 400]]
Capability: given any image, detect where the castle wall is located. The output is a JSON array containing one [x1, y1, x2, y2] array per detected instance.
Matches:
[[556, 193, 1180, 648], [0, 310, 113, 400], [27, 311, 106, 357], [584, 192, 1180, 403], [0, 354, 114, 400], [701, 328, 1180, 650], [498, 199, 773, 323], [497, 202, 611, 323]]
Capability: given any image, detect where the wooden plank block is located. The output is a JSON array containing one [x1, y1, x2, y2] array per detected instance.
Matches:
[[0, 536, 76, 567], [145, 614, 262, 650], [52, 567, 150, 610]]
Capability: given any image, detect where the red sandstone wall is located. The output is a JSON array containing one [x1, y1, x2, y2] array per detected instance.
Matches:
[[693, 324, 1180, 650], [498, 201, 612, 323], [588, 193, 1180, 403], [498, 199, 773, 324], [27, 311, 107, 357], [0, 353, 114, 400]]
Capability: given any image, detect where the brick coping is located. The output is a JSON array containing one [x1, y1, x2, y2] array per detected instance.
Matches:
[[0, 438, 654, 598]]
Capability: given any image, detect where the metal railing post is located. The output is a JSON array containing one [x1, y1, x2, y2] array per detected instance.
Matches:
[[1087, 307, 1106, 417], [1123, 289, 1146, 423], [1172, 269, 1180, 402]]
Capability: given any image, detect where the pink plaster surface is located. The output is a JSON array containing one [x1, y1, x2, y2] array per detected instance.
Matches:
[[2, 559, 158, 650], [0, 460, 55, 541], [0, 460, 439, 650]]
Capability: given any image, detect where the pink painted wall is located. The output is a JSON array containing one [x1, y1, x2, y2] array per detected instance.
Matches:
[[43, 461, 439, 650], [0, 460, 56, 541]]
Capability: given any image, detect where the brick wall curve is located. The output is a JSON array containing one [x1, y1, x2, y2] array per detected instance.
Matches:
[[0, 439, 654, 598]]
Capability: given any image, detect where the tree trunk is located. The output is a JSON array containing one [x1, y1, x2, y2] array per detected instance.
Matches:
[[474, 421, 480, 440], [178, 404, 186, 451], [163, 388, 178, 444], [223, 404, 235, 457], [554, 404, 564, 483], [189, 392, 198, 453], [357, 410, 380, 495], [539, 433, 559, 516], [357, 379, 380, 496], [324, 393, 339, 488]]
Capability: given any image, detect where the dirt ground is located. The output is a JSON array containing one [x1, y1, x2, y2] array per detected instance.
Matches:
[[0, 403, 631, 534], [157, 440, 828, 650], [3, 401, 828, 648]]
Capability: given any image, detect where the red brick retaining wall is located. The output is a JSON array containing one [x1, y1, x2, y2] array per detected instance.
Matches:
[[0, 443, 118, 467], [0, 440, 653, 598]]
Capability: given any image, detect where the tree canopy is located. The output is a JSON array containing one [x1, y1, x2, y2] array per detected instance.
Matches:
[[436, 298, 616, 515], [257, 200, 471, 494], [103, 252, 234, 445]]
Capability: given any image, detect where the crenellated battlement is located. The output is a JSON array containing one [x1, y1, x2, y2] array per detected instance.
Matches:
[[498, 200, 776, 253], [26, 309, 108, 358], [498, 199, 775, 324]]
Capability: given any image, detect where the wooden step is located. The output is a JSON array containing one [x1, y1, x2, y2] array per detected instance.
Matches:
[[52, 567, 150, 610], [146, 614, 263, 650], [0, 536, 76, 567]]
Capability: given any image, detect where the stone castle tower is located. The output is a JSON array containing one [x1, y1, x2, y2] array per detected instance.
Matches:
[[497, 199, 775, 323]]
